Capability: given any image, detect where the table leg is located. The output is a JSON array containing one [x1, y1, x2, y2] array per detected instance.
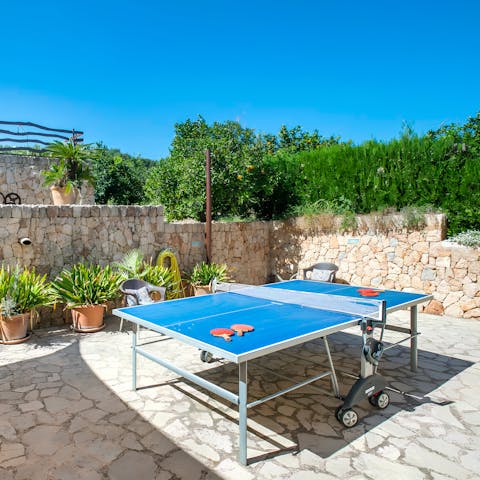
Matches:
[[238, 362, 248, 465], [132, 329, 137, 391], [323, 337, 340, 397], [410, 306, 418, 372]]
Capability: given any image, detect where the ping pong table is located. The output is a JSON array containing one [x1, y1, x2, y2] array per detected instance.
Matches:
[[113, 279, 432, 465]]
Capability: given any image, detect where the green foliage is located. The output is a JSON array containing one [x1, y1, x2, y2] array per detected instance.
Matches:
[[0, 265, 55, 318], [143, 118, 334, 221], [141, 113, 480, 233], [276, 125, 341, 153], [449, 230, 480, 247], [141, 265, 178, 298], [42, 141, 94, 191], [114, 250, 179, 297], [51, 264, 122, 307], [91, 144, 154, 204], [187, 262, 229, 286], [276, 121, 479, 235], [144, 117, 266, 220], [114, 249, 145, 278]]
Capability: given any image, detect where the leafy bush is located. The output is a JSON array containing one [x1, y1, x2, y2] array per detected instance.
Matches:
[[92, 144, 154, 204], [144, 117, 335, 221], [143, 113, 479, 234], [114, 250, 180, 298], [144, 117, 266, 220], [449, 230, 480, 247], [0, 265, 55, 317], [187, 262, 229, 286], [51, 264, 122, 307]]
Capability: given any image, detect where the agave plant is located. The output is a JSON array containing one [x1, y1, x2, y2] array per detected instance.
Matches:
[[51, 264, 122, 308], [0, 265, 55, 319], [187, 262, 229, 286]]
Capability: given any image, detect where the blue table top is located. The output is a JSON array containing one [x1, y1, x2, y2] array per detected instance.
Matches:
[[113, 280, 431, 363], [268, 280, 430, 312]]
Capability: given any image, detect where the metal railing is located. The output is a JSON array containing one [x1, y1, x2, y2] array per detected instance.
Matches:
[[0, 121, 83, 154]]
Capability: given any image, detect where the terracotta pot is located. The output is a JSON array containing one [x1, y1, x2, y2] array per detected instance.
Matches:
[[71, 305, 105, 332], [0, 312, 30, 344], [193, 285, 211, 296], [50, 186, 79, 205]]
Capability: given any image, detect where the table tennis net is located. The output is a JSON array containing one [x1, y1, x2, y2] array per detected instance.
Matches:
[[232, 286, 382, 319]]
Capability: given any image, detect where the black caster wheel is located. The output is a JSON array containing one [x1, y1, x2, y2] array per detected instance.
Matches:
[[335, 406, 343, 421], [200, 350, 213, 363], [369, 391, 390, 409], [337, 408, 358, 428]]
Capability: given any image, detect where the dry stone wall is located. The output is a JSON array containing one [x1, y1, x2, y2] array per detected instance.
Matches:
[[271, 214, 479, 319], [0, 206, 478, 326], [0, 154, 94, 205]]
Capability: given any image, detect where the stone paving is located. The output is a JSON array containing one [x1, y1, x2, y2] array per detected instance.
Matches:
[[1, 311, 479, 479]]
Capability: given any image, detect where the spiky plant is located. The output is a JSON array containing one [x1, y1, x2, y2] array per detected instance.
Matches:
[[0, 265, 55, 320], [51, 264, 122, 308], [187, 262, 229, 286]]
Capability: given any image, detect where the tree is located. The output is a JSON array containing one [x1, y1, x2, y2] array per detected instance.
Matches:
[[144, 117, 266, 220], [91, 144, 153, 205]]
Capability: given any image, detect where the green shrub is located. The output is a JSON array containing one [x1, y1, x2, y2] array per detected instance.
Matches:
[[92, 144, 153, 205], [114, 250, 180, 298], [449, 230, 480, 248], [187, 262, 229, 286], [144, 113, 480, 234], [51, 264, 122, 307], [0, 265, 55, 317]]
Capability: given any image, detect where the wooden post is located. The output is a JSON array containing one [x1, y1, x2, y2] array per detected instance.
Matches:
[[205, 149, 212, 263]]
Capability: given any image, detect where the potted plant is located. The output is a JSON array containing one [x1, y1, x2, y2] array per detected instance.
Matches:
[[0, 265, 55, 344], [115, 250, 181, 299], [187, 262, 229, 296], [51, 263, 121, 332], [42, 141, 94, 205]]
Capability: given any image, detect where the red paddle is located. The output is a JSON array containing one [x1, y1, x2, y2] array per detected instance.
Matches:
[[230, 324, 254, 336], [210, 327, 234, 342], [357, 289, 383, 297]]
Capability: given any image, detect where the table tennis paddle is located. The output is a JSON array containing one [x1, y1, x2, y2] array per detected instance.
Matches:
[[210, 327, 234, 341], [357, 289, 383, 297], [230, 324, 254, 336]]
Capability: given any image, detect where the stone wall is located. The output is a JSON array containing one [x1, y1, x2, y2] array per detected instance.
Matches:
[[0, 206, 270, 326], [0, 206, 479, 326], [0, 205, 166, 277], [271, 213, 479, 319], [0, 154, 94, 205], [211, 221, 271, 285]]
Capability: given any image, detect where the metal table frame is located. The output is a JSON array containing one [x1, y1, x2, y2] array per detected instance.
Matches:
[[116, 292, 432, 465], [131, 327, 342, 465]]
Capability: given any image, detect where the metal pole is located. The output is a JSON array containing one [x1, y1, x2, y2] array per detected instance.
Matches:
[[238, 362, 248, 465], [410, 305, 418, 372], [205, 149, 212, 263], [132, 330, 137, 391]]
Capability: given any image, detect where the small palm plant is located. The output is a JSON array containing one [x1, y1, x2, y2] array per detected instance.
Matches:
[[114, 250, 144, 279], [115, 250, 179, 298], [42, 141, 94, 193]]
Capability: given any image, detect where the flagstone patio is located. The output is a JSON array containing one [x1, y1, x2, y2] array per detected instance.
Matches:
[[1, 311, 479, 479]]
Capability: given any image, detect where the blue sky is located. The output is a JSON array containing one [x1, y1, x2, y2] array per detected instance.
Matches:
[[1, 1, 479, 159]]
